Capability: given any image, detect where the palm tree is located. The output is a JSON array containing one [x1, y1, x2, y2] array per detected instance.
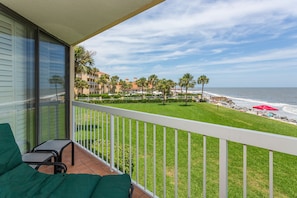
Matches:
[[127, 82, 133, 93], [156, 78, 175, 105], [180, 73, 196, 105], [197, 75, 209, 100], [178, 78, 184, 94], [74, 45, 96, 78], [119, 80, 127, 95], [89, 67, 99, 75], [119, 79, 132, 95], [75, 78, 89, 96], [172, 81, 177, 96], [49, 75, 64, 101], [136, 77, 148, 99], [97, 74, 109, 94], [148, 74, 158, 95], [110, 75, 119, 94]]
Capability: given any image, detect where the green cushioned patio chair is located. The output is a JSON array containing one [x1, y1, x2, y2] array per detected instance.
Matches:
[[0, 123, 133, 198]]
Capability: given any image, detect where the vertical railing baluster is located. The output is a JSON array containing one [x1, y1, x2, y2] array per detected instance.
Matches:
[[80, 107, 83, 145], [83, 108, 86, 148], [110, 114, 115, 171], [136, 121, 139, 183], [188, 132, 191, 198], [106, 114, 109, 164], [203, 135, 207, 198], [135, 121, 139, 182], [97, 111, 100, 157], [269, 150, 274, 198], [101, 112, 104, 160], [219, 139, 228, 198], [175, 129, 178, 198], [122, 117, 125, 173], [87, 109, 90, 150], [117, 116, 120, 170], [144, 122, 147, 190], [89, 109, 94, 153], [153, 124, 157, 196], [129, 119, 132, 175], [243, 145, 247, 198], [163, 127, 167, 198], [82, 107, 84, 145], [92, 110, 95, 154]]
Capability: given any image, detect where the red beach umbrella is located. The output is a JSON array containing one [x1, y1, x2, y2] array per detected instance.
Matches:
[[252, 105, 278, 111]]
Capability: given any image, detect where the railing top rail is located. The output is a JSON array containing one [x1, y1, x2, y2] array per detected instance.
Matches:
[[73, 101, 297, 156]]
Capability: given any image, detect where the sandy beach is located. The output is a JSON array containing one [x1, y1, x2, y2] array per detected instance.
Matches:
[[207, 94, 297, 125]]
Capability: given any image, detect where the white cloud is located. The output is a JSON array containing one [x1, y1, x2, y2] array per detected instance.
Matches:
[[81, 0, 297, 86]]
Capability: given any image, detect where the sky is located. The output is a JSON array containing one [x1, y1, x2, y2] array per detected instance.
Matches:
[[80, 0, 297, 88]]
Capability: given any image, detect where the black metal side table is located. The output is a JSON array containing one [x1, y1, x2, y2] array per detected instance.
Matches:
[[22, 152, 55, 170], [32, 139, 74, 166]]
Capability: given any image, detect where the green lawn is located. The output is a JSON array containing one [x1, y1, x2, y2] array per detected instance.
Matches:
[[77, 102, 297, 197], [104, 102, 297, 137]]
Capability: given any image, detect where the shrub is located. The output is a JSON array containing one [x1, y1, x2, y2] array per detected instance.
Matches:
[[199, 98, 208, 102], [92, 140, 134, 175], [86, 98, 197, 104]]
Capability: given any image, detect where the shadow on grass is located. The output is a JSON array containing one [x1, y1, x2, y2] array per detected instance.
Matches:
[[156, 103, 194, 106], [179, 104, 194, 107]]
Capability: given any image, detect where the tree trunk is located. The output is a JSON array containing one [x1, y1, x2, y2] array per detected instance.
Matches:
[[201, 84, 205, 99]]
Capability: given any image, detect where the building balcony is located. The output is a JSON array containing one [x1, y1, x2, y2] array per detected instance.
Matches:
[[70, 101, 297, 198]]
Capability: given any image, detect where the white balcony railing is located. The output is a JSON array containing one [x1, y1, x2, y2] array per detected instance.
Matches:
[[72, 101, 297, 198]]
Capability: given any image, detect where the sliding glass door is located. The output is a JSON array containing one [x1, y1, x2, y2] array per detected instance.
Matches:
[[0, 11, 35, 153], [0, 7, 69, 153]]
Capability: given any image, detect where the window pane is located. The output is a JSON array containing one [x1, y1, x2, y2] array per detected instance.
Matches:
[[39, 33, 66, 142], [0, 12, 35, 153]]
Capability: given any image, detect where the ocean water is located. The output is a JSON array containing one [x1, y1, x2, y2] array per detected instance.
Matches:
[[202, 87, 297, 121]]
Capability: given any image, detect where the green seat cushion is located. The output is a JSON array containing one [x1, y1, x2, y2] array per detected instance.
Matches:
[[91, 174, 131, 198], [0, 163, 102, 198], [0, 162, 131, 198], [0, 123, 22, 175]]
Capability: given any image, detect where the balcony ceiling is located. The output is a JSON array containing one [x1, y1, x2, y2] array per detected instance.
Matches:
[[0, 0, 164, 45]]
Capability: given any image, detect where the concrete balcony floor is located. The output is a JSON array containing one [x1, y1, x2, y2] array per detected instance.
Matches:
[[38, 143, 150, 198]]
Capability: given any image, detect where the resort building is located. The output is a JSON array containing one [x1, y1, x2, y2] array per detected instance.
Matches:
[[115, 77, 151, 94], [75, 71, 110, 95]]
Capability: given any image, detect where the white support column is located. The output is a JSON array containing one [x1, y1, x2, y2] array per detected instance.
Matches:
[[72, 105, 76, 142], [219, 139, 228, 198], [69, 46, 75, 140]]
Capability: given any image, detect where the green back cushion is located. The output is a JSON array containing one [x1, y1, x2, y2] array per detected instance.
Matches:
[[0, 123, 22, 175]]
